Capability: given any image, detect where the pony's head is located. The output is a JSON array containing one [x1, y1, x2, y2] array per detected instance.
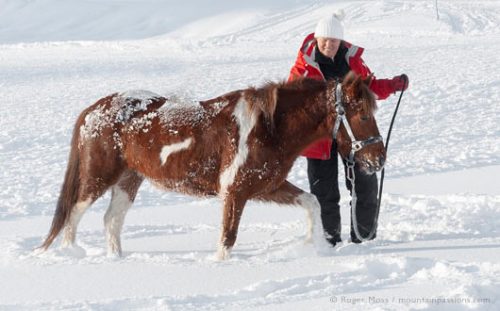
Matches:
[[331, 72, 386, 175]]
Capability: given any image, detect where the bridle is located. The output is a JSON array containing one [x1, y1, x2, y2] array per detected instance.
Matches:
[[331, 82, 383, 164], [330, 82, 384, 242]]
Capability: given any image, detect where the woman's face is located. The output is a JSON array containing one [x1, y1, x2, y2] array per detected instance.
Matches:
[[316, 37, 341, 58]]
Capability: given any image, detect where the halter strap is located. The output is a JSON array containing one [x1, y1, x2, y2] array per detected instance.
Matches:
[[332, 83, 343, 139], [330, 81, 383, 162]]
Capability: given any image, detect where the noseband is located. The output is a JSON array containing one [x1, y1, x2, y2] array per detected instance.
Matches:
[[331, 82, 383, 164]]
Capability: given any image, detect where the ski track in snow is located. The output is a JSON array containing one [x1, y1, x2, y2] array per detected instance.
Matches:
[[1, 1, 500, 310]]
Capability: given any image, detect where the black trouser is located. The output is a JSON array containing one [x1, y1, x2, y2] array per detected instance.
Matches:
[[307, 142, 378, 243]]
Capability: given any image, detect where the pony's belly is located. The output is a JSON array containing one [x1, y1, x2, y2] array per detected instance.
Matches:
[[147, 174, 219, 197]]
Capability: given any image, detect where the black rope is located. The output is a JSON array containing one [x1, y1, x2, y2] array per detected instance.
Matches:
[[375, 74, 408, 229]]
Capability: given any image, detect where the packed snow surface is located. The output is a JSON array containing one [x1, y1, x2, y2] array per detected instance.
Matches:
[[1, 0, 499, 310]]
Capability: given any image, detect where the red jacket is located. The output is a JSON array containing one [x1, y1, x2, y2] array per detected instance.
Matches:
[[288, 33, 396, 160]]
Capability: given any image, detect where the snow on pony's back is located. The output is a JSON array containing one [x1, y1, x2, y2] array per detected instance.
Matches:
[[79, 90, 163, 141]]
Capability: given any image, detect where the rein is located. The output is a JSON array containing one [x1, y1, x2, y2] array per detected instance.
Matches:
[[332, 76, 407, 242], [372, 75, 407, 241]]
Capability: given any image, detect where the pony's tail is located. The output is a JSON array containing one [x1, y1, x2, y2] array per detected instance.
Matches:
[[40, 122, 82, 250]]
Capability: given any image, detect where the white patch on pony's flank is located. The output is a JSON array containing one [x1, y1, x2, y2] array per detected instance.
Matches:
[[160, 138, 193, 165], [219, 97, 258, 197], [104, 186, 133, 257], [61, 198, 92, 248], [296, 193, 331, 252]]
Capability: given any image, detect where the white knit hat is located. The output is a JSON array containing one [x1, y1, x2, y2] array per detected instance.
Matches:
[[314, 10, 345, 40]]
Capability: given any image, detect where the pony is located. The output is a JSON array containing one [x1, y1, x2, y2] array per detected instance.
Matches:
[[40, 72, 385, 260]]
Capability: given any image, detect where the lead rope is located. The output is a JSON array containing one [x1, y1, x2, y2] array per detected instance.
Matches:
[[350, 74, 408, 242]]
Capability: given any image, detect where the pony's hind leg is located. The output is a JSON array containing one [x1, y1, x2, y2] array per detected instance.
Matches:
[[257, 181, 325, 247], [61, 198, 94, 248], [60, 161, 125, 249], [60, 177, 114, 248], [104, 170, 143, 257]]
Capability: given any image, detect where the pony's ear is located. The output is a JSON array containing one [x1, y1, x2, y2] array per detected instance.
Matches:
[[363, 74, 374, 86], [349, 74, 362, 92], [343, 71, 359, 88], [355, 74, 363, 87]]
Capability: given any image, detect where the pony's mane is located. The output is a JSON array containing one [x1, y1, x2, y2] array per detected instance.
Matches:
[[242, 73, 376, 132], [244, 78, 326, 129]]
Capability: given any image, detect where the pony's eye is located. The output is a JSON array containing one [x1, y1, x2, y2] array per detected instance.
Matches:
[[360, 115, 370, 121]]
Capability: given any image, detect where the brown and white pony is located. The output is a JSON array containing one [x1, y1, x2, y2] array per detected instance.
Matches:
[[40, 72, 385, 260]]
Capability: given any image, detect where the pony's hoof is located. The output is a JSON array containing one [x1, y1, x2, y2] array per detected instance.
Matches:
[[216, 245, 232, 261], [303, 236, 313, 244], [106, 249, 122, 258]]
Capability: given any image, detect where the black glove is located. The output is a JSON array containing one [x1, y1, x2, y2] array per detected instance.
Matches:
[[391, 74, 409, 92]]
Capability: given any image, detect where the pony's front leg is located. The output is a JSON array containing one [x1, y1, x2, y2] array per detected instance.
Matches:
[[217, 194, 247, 260], [256, 181, 327, 249]]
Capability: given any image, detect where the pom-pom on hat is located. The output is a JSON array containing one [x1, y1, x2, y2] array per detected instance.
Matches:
[[314, 10, 345, 40]]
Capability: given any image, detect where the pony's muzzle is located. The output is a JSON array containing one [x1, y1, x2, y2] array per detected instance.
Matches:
[[360, 153, 385, 175], [376, 154, 385, 170]]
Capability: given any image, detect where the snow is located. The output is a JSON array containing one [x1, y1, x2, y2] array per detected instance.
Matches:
[[1, 0, 499, 310]]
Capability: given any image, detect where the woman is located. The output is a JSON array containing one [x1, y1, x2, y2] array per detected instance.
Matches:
[[288, 12, 408, 246]]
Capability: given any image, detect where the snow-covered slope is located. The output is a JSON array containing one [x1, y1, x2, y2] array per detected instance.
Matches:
[[1, 1, 499, 310]]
